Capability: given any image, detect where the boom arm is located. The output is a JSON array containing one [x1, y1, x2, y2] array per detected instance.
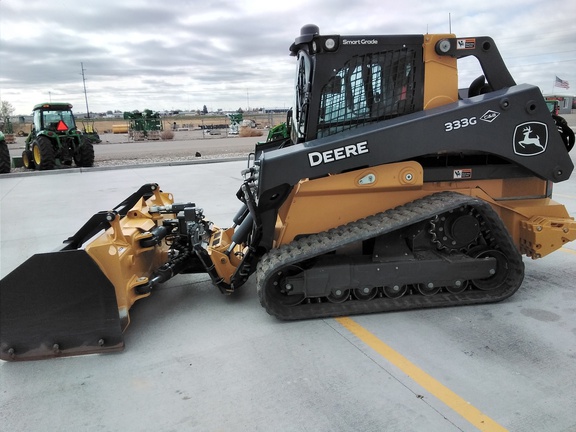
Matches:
[[257, 84, 573, 197]]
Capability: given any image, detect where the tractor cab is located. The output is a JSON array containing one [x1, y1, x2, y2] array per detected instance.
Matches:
[[32, 103, 76, 134]]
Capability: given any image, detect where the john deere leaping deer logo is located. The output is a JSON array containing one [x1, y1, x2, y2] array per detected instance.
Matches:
[[513, 122, 548, 156], [518, 126, 543, 148]]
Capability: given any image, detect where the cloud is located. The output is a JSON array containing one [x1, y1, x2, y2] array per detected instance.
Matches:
[[0, 0, 574, 114]]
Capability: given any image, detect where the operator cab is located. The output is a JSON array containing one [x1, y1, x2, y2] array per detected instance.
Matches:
[[289, 24, 423, 143]]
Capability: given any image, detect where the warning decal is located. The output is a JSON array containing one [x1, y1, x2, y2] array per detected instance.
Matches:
[[453, 169, 472, 179], [456, 38, 476, 49]]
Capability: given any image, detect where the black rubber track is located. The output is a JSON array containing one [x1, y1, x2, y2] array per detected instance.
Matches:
[[257, 191, 525, 320]]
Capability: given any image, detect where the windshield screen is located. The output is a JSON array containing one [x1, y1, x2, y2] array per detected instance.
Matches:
[[318, 48, 418, 138]]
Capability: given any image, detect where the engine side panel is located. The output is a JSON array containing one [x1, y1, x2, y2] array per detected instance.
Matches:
[[273, 161, 576, 256]]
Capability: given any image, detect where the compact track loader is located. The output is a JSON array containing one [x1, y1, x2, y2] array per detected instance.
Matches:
[[1, 25, 575, 361]]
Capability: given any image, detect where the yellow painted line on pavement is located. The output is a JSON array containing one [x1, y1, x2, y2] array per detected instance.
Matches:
[[336, 317, 508, 432], [561, 247, 576, 255]]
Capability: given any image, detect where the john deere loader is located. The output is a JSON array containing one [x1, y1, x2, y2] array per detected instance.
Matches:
[[1, 25, 575, 361]]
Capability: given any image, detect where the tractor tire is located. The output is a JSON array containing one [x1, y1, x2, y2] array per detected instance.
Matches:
[[32, 136, 56, 170], [0, 140, 10, 173], [22, 150, 35, 169], [74, 138, 95, 167]]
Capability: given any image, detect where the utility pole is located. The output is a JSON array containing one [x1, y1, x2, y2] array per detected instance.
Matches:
[[81, 62, 90, 118]]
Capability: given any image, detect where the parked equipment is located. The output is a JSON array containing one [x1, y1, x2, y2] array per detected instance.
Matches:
[[228, 113, 243, 135], [22, 102, 95, 170], [2, 26, 575, 361], [80, 117, 102, 144], [264, 121, 290, 143], [0, 117, 16, 144], [124, 109, 163, 140]]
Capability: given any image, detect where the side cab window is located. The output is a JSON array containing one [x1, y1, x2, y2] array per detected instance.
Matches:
[[33, 110, 42, 132]]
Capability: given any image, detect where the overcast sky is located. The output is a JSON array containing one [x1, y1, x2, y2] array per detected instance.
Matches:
[[0, 0, 574, 115]]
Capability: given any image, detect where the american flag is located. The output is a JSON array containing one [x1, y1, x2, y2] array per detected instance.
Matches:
[[555, 76, 570, 89]]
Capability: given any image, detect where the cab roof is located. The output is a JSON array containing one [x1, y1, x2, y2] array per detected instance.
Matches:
[[33, 102, 73, 111]]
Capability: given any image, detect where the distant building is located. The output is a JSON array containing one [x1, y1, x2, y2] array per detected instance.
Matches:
[[544, 95, 575, 114]]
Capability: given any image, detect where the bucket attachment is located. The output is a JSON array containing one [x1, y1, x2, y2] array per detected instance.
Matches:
[[0, 183, 177, 361], [0, 250, 123, 361]]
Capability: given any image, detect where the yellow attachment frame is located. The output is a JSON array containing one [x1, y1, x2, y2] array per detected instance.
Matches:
[[207, 227, 246, 287], [519, 215, 576, 258], [84, 188, 175, 331]]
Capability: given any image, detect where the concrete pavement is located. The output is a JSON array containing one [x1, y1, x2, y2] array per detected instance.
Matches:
[[1, 160, 575, 431]]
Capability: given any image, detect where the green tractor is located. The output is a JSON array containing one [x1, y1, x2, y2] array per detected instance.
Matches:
[[0, 131, 10, 173], [23, 102, 95, 170]]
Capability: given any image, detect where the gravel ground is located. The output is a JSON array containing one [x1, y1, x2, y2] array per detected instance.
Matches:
[[93, 152, 248, 166]]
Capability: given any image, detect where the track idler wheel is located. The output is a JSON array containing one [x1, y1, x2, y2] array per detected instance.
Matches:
[[470, 248, 510, 290], [268, 265, 306, 307]]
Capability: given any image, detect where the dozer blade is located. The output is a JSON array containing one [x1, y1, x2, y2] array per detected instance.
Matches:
[[0, 183, 178, 362], [0, 250, 124, 361], [0, 183, 179, 361]]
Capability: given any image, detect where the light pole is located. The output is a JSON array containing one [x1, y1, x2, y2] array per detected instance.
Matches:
[[81, 62, 90, 118]]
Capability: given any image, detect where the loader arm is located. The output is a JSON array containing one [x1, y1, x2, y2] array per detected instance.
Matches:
[[61, 183, 161, 250]]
